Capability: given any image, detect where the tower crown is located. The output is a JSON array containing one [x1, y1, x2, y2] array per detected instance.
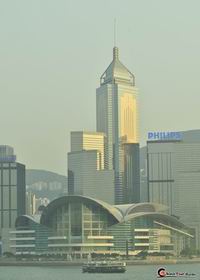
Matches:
[[100, 47, 135, 86]]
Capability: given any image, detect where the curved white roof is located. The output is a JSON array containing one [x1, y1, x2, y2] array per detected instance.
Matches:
[[40, 196, 169, 225], [123, 211, 189, 230], [114, 203, 168, 217], [40, 195, 123, 224], [15, 196, 190, 233]]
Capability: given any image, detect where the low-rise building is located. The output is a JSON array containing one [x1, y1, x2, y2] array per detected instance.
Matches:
[[9, 195, 193, 257]]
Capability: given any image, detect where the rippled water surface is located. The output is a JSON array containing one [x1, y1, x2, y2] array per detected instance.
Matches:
[[0, 264, 199, 280]]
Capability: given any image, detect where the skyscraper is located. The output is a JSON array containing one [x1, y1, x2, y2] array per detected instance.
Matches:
[[70, 131, 105, 169], [96, 47, 140, 204], [68, 131, 115, 204], [147, 130, 200, 249], [0, 146, 25, 230]]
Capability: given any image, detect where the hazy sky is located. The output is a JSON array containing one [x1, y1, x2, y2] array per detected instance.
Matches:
[[0, 0, 200, 175]]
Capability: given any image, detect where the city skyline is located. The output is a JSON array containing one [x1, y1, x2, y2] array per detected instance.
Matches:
[[1, 1, 200, 175]]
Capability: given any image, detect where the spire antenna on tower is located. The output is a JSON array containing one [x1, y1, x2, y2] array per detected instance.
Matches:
[[113, 19, 119, 60], [114, 18, 117, 47]]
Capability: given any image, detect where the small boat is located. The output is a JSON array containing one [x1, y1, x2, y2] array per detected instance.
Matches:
[[82, 260, 126, 273]]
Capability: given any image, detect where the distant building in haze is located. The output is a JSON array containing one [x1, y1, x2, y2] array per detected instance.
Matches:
[[26, 169, 68, 201], [26, 191, 36, 216]]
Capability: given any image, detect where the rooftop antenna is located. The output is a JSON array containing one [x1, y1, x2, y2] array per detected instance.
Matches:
[[113, 19, 119, 60], [114, 18, 117, 47]]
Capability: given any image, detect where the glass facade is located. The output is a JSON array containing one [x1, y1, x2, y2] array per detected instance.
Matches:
[[147, 139, 200, 249], [11, 196, 193, 256], [68, 150, 115, 204], [96, 47, 140, 204], [0, 162, 25, 230], [46, 199, 115, 244], [147, 142, 175, 214], [11, 216, 49, 254]]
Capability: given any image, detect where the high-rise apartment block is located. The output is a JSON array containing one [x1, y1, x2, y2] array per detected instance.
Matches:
[[96, 47, 140, 204], [0, 146, 25, 232]]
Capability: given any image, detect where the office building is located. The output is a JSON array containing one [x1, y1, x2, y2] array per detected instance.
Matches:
[[70, 131, 105, 169], [147, 130, 200, 249], [96, 47, 140, 204], [68, 132, 115, 204], [0, 146, 25, 231]]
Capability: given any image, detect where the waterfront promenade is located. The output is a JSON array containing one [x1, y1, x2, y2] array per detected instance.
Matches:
[[0, 258, 200, 266]]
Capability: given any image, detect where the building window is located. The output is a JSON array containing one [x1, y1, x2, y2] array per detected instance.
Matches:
[[11, 187, 17, 209], [11, 169, 17, 185], [11, 211, 17, 227], [3, 211, 9, 228], [3, 187, 9, 209], [3, 170, 9, 185], [70, 203, 82, 237]]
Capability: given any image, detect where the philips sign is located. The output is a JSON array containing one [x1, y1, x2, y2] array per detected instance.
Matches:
[[148, 131, 182, 141]]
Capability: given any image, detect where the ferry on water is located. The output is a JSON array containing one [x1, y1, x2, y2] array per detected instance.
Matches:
[[82, 260, 126, 273]]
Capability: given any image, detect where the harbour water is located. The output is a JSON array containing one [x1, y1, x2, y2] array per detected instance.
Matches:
[[0, 264, 199, 280]]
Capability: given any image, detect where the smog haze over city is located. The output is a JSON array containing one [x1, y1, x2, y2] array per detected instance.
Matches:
[[0, 0, 200, 175]]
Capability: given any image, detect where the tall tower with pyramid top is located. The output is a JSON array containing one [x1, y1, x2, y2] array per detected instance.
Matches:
[[96, 47, 140, 204]]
